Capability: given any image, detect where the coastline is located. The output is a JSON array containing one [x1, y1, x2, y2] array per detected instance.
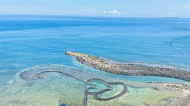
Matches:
[[162, 83, 190, 106]]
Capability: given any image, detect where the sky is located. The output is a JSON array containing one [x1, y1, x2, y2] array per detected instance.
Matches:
[[0, 0, 190, 18]]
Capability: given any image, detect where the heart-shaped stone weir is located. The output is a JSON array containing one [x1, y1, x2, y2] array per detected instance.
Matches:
[[17, 64, 127, 106], [84, 78, 127, 106]]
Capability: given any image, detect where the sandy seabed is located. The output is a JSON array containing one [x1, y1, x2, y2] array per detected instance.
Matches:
[[0, 66, 189, 106]]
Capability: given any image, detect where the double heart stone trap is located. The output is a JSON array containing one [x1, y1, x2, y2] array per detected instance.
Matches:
[[17, 64, 127, 106]]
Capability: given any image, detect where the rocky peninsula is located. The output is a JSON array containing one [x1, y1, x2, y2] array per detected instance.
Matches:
[[65, 51, 190, 82]]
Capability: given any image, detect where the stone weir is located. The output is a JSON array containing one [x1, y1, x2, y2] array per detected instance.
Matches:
[[65, 51, 190, 82]]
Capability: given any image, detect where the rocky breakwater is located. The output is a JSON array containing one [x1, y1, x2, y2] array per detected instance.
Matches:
[[65, 51, 190, 82]]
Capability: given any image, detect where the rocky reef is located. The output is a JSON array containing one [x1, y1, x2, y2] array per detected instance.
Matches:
[[65, 51, 190, 82]]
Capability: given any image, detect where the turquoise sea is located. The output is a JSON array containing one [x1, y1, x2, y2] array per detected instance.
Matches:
[[0, 15, 190, 106]]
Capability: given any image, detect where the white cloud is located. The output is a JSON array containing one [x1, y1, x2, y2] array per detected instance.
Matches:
[[108, 10, 122, 14], [99, 10, 122, 15], [102, 11, 106, 14]]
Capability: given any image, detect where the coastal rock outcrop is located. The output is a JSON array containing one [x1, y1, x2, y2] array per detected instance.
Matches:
[[65, 51, 190, 82]]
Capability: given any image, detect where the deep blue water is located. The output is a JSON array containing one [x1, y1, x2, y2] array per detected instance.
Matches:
[[0, 15, 190, 84]]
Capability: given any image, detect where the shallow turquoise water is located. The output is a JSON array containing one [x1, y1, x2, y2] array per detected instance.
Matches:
[[0, 15, 190, 85]]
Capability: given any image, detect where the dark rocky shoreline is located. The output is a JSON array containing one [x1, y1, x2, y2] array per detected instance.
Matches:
[[65, 51, 190, 82]]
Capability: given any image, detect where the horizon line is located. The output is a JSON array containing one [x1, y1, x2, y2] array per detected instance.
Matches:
[[1, 14, 190, 19]]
